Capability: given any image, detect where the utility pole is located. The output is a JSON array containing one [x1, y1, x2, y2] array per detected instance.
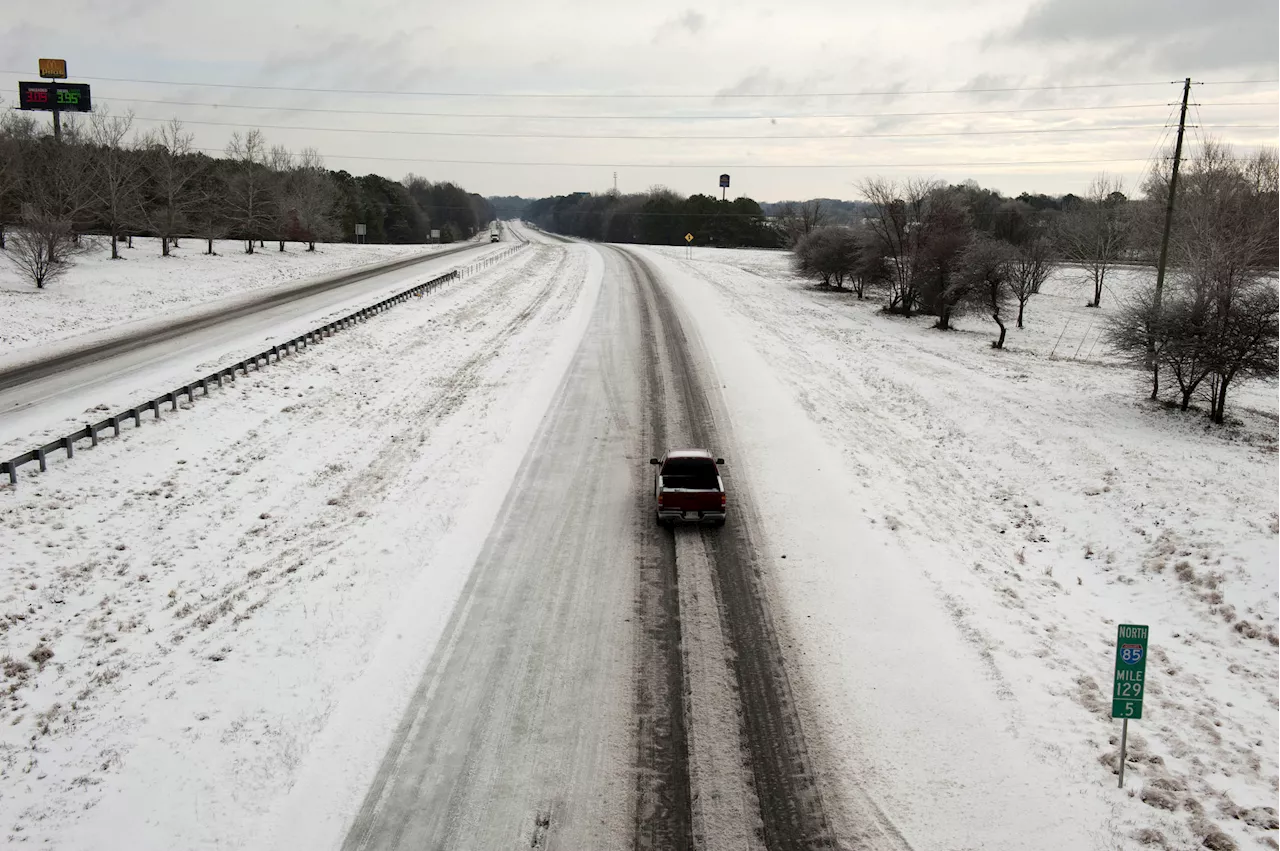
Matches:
[[1153, 77, 1192, 317], [613, 171, 618, 194]]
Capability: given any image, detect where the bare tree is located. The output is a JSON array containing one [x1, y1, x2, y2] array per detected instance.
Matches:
[[268, 144, 294, 251], [1173, 142, 1279, 422], [0, 106, 38, 249], [19, 132, 94, 243], [915, 188, 972, 328], [88, 108, 143, 259], [0, 131, 19, 251], [855, 177, 947, 314], [958, 238, 1016, 348], [1108, 144, 1278, 420], [777, 199, 827, 246], [1205, 284, 1278, 423], [3, 210, 83, 288], [850, 227, 890, 299], [1007, 236, 1055, 328], [225, 130, 271, 254], [1055, 173, 1129, 308], [141, 118, 201, 256], [287, 148, 338, 251]]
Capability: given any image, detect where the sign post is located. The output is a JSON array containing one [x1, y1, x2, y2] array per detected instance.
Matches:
[[684, 232, 693, 260], [354, 223, 367, 244], [719, 173, 730, 201], [1111, 624, 1149, 788], [19, 59, 89, 142]]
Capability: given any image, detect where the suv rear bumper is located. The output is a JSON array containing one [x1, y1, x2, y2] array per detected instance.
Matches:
[[657, 509, 726, 525]]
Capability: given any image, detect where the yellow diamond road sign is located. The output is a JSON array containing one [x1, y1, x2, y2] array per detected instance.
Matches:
[[685, 233, 693, 243]]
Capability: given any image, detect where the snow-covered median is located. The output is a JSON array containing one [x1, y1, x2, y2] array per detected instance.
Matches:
[[0, 242, 599, 849], [0, 237, 450, 358], [641, 246, 1277, 851]]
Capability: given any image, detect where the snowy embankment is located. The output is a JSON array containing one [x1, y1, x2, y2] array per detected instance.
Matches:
[[0, 237, 449, 358], [641, 246, 1278, 851], [0, 242, 599, 849]]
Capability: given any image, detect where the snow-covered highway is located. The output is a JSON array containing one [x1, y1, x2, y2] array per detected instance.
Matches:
[[1, 224, 1274, 851]]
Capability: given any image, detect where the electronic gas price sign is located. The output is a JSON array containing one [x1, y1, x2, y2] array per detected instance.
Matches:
[[18, 81, 92, 113]]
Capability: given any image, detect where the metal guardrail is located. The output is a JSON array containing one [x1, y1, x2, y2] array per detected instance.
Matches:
[[1, 242, 529, 486]]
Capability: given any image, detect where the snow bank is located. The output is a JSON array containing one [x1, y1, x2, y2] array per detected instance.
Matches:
[[640, 245, 1278, 851]]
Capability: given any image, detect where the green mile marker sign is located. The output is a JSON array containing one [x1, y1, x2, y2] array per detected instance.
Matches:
[[1111, 624, 1149, 720]]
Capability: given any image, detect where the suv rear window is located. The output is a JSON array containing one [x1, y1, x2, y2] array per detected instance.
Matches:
[[661, 457, 718, 490]]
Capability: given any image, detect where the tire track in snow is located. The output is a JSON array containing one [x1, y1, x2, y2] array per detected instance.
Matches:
[[616, 246, 837, 850], [623, 245, 695, 851]]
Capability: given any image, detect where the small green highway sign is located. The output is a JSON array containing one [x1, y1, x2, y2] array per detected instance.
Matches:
[[1111, 624, 1148, 720]]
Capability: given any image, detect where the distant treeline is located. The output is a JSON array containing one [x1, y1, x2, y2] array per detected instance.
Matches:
[[524, 189, 780, 247], [0, 111, 494, 260]]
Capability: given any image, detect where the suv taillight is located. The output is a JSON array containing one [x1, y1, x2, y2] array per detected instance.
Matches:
[[721, 493, 726, 507]]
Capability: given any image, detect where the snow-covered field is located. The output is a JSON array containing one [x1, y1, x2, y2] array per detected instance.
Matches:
[[0, 242, 598, 848], [642, 245, 1279, 851], [0, 237, 450, 357]]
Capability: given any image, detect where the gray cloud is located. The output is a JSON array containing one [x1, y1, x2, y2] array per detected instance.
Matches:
[[1001, 0, 1278, 73], [653, 10, 707, 42]]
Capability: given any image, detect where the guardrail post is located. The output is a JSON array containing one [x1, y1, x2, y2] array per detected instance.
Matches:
[[3, 462, 14, 486], [167, 392, 178, 412], [89, 423, 99, 447], [37, 447, 47, 472], [61, 436, 73, 459], [132, 408, 142, 427]]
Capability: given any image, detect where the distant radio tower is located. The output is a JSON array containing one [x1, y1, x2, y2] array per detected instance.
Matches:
[[613, 171, 618, 193]]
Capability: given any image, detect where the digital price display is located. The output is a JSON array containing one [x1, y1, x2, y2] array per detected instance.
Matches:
[[18, 81, 92, 112]]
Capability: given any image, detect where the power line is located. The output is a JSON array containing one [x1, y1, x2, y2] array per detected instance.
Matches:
[[1199, 79, 1280, 85], [99, 97, 1277, 121], [194, 148, 1183, 169], [0, 72, 1200, 99], [134, 115, 1275, 141]]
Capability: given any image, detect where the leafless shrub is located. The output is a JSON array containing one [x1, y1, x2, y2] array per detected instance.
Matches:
[[1132, 827, 1167, 847], [1140, 787, 1179, 811], [1234, 619, 1261, 639], [792, 225, 890, 300], [28, 643, 53, 666], [1199, 828, 1238, 851], [3, 210, 83, 288], [2, 656, 30, 679]]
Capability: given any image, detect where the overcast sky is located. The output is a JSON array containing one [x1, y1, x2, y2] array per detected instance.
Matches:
[[2, 0, 1276, 202]]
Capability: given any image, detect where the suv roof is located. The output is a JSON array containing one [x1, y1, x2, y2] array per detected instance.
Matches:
[[666, 449, 714, 459]]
